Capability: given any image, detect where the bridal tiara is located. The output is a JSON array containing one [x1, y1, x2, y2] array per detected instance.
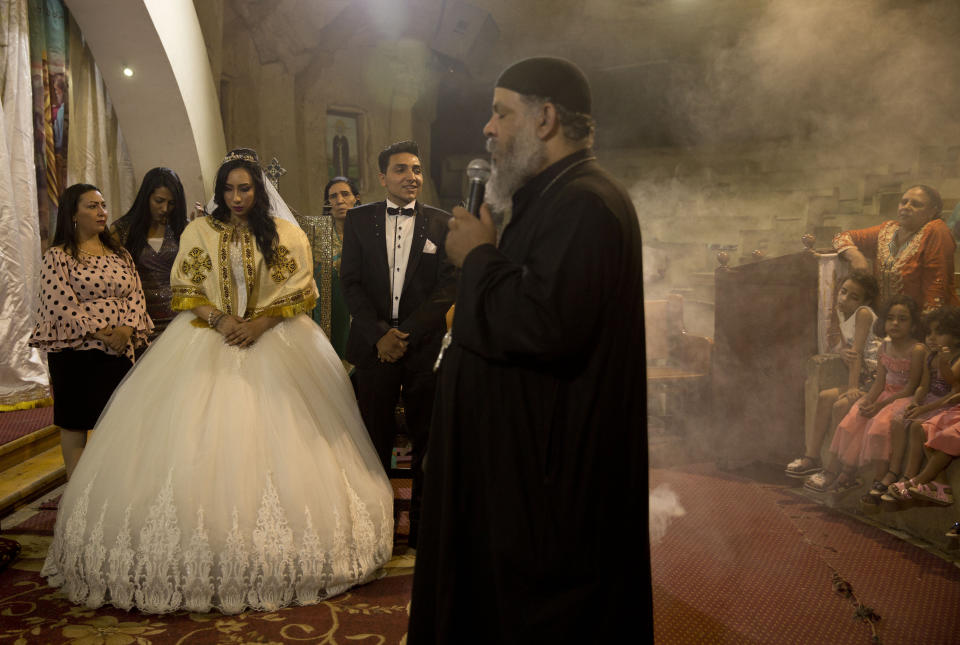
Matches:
[[221, 151, 259, 165]]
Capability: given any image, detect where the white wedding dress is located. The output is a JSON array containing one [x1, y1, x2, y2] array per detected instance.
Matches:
[[42, 306, 394, 614]]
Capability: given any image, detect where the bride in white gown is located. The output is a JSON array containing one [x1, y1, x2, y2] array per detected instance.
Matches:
[[42, 149, 394, 614]]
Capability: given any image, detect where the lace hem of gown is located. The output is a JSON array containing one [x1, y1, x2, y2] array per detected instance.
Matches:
[[41, 469, 392, 614]]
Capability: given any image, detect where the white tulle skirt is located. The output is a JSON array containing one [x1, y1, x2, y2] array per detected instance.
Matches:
[[42, 313, 394, 614]]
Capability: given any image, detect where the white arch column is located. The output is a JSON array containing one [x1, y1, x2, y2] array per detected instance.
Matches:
[[64, 0, 224, 204]]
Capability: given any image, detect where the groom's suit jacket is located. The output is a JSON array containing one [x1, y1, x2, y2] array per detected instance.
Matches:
[[340, 200, 457, 370]]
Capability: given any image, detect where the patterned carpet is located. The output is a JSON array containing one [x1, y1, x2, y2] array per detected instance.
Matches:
[[1, 463, 958, 643], [0, 477, 416, 644], [0, 533, 413, 644], [2, 509, 57, 534], [0, 407, 53, 446]]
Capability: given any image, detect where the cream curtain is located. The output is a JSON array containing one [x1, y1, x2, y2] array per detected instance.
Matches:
[[65, 15, 134, 222], [0, 0, 49, 406], [0, 4, 137, 408]]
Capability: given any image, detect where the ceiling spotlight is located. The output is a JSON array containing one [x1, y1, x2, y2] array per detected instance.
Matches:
[[122, 66, 134, 77]]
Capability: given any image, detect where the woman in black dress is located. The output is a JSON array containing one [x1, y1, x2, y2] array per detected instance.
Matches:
[[110, 167, 187, 339]]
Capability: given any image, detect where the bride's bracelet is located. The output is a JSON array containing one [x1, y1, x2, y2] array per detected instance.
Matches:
[[208, 310, 225, 330]]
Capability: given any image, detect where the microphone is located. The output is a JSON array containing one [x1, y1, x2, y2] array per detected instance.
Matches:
[[465, 158, 491, 217]]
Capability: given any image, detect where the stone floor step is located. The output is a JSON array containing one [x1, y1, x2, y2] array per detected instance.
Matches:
[[0, 445, 65, 518], [0, 425, 59, 475]]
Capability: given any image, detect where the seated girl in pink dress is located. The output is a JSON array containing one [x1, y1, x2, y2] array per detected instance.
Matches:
[[805, 295, 926, 493], [884, 308, 960, 504], [883, 308, 960, 505], [906, 401, 960, 505]]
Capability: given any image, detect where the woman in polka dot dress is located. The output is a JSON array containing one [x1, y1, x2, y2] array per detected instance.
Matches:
[[29, 183, 153, 479]]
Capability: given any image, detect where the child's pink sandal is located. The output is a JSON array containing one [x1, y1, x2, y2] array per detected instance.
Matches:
[[886, 479, 915, 502], [909, 481, 954, 506]]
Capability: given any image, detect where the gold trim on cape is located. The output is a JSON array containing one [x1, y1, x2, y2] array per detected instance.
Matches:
[[171, 216, 318, 326], [241, 228, 256, 304], [249, 287, 317, 319]]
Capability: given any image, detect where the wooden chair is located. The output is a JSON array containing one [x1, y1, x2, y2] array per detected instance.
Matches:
[[646, 294, 713, 435]]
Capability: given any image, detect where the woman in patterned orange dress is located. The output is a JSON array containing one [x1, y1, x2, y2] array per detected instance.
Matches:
[[833, 185, 959, 312]]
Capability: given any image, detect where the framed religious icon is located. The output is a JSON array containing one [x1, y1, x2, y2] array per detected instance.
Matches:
[[326, 111, 360, 183]]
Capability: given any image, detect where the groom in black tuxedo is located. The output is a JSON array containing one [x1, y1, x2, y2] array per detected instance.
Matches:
[[340, 140, 456, 547]]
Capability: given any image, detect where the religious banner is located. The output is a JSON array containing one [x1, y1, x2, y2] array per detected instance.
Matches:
[[64, 14, 135, 218], [28, 0, 68, 243], [0, 0, 49, 407]]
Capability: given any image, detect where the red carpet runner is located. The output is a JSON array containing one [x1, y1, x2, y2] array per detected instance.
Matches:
[[0, 407, 53, 446], [652, 463, 960, 644]]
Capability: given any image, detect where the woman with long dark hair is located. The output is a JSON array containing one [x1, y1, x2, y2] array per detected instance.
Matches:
[[110, 167, 187, 337], [29, 184, 153, 478], [42, 149, 393, 615]]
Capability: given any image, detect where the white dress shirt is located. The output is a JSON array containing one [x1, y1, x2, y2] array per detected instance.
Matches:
[[385, 199, 416, 321]]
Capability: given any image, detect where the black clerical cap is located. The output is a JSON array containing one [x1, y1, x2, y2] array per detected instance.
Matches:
[[495, 56, 591, 115]]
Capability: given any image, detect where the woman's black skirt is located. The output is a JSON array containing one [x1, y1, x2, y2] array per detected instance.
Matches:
[[48, 349, 132, 430]]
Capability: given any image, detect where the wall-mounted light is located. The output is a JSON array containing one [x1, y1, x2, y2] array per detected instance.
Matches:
[[122, 66, 134, 78]]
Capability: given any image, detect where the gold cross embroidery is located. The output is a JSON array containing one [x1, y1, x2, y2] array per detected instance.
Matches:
[[182, 247, 213, 285], [269, 245, 297, 283]]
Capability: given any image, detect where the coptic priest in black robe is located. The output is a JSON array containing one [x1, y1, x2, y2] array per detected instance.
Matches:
[[409, 57, 650, 644]]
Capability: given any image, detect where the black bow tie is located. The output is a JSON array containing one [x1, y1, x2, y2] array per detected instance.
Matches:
[[387, 206, 414, 216]]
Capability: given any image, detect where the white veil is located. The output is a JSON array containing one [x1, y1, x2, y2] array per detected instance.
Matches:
[[263, 175, 300, 227]]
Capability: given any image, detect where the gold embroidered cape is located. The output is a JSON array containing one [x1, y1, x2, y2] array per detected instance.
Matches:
[[171, 216, 318, 323]]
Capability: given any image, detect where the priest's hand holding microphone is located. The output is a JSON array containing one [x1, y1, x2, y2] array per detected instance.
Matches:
[[434, 159, 494, 372], [446, 158, 496, 267]]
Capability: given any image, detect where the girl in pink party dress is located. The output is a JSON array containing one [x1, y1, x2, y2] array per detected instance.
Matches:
[[903, 393, 960, 505], [805, 295, 926, 493], [885, 309, 960, 505]]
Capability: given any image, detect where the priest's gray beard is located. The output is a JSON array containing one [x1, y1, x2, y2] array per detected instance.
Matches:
[[485, 120, 546, 214]]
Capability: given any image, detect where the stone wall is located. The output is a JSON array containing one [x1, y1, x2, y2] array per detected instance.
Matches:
[[190, 1, 960, 340], [297, 40, 440, 213], [602, 140, 960, 338], [194, 2, 444, 217]]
